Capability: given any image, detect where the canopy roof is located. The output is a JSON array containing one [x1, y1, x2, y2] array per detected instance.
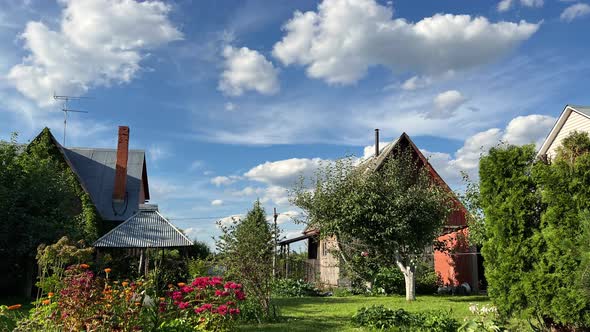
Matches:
[[93, 204, 192, 248]]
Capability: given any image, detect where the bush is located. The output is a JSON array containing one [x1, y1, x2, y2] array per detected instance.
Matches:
[[272, 279, 320, 297], [373, 267, 404, 295], [15, 264, 247, 332], [352, 305, 458, 332]]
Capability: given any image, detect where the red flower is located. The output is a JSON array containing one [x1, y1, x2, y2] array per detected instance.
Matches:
[[216, 304, 228, 316], [229, 308, 240, 315]]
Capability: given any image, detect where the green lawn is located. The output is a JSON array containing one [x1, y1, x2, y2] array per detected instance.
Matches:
[[238, 295, 491, 331]]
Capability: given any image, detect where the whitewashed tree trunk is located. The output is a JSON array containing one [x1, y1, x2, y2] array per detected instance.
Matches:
[[396, 259, 416, 301]]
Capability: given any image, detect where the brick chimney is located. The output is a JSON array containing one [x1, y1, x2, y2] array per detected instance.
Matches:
[[113, 126, 129, 203]]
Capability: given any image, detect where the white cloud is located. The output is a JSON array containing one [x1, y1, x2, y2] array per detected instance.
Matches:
[[429, 90, 467, 118], [560, 3, 590, 22], [422, 114, 555, 186], [211, 199, 224, 206], [272, 210, 301, 225], [502, 114, 555, 146], [148, 144, 170, 162], [218, 214, 243, 227], [401, 76, 434, 91], [498, 0, 513, 12], [362, 141, 389, 159], [7, 0, 182, 106], [498, 0, 543, 11], [244, 158, 326, 187], [218, 45, 280, 96], [225, 102, 236, 111], [273, 0, 539, 84], [211, 175, 240, 186]]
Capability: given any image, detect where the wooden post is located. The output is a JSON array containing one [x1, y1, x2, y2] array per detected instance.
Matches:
[[273, 208, 278, 278], [138, 250, 144, 276], [286, 244, 290, 278]]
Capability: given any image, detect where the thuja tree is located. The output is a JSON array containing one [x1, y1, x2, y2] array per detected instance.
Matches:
[[480, 133, 590, 328], [291, 149, 450, 301], [216, 200, 274, 318], [0, 129, 99, 297]]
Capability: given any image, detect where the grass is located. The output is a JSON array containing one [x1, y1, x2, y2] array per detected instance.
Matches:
[[238, 295, 491, 331]]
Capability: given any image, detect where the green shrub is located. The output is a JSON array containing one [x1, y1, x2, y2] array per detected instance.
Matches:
[[272, 278, 320, 297], [352, 305, 414, 329], [352, 305, 458, 332], [373, 267, 404, 295], [416, 270, 440, 295]]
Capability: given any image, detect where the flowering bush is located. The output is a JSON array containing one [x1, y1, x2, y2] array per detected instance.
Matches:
[[16, 264, 150, 331], [158, 276, 245, 331], [459, 303, 506, 332]]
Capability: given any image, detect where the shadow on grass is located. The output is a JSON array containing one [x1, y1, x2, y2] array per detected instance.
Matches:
[[447, 296, 490, 303], [238, 315, 350, 332]]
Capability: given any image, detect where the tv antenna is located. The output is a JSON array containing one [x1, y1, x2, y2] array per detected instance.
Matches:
[[53, 93, 92, 146]]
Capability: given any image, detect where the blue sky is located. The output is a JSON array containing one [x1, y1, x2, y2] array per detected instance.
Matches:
[[1, 0, 589, 250]]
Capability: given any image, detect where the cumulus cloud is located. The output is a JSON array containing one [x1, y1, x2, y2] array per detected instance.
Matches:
[[273, 0, 539, 84], [429, 90, 467, 118], [211, 175, 240, 186], [498, 0, 543, 12], [269, 210, 301, 225], [422, 114, 555, 186], [7, 0, 182, 106], [560, 3, 590, 22], [225, 102, 236, 111], [244, 158, 326, 187], [218, 45, 280, 96], [211, 199, 224, 206]]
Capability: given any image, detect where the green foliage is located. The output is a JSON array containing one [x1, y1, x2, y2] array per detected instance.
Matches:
[[374, 267, 405, 295], [0, 129, 100, 296], [272, 278, 320, 297], [216, 200, 275, 319], [459, 303, 505, 332], [480, 133, 590, 329], [291, 148, 452, 300], [352, 305, 458, 331], [35, 236, 94, 295]]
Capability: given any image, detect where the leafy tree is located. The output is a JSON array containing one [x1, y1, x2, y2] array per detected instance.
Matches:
[[291, 148, 451, 301], [479, 144, 541, 322], [480, 134, 590, 329], [216, 201, 274, 318], [0, 129, 99, 297]]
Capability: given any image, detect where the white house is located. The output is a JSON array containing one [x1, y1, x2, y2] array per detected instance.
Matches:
[[537, 105, 590, 159]]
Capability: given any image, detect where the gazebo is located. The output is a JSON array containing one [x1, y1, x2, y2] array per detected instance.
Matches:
[[93, 204, 193, 275]]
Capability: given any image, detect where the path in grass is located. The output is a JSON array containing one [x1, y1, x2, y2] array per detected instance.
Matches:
[[238, 295, 491, 332]]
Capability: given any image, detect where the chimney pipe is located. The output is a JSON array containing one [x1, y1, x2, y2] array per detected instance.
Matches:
[[375, 129, 380, 157], [113, 126, 130, 203]]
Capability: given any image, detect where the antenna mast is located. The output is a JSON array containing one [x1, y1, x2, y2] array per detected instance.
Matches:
[[53, 93, 91, 146]]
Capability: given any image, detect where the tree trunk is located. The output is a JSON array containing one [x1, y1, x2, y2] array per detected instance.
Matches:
[[396, 259, 416, 301]]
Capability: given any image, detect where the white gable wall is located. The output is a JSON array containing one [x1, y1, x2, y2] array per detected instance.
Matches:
[[547, 111, 590, 159]]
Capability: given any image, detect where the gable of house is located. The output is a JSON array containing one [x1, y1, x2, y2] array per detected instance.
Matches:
[[62, 147, 149, 222], [538, 105, 590, 159], [30, 127, 150, 224]]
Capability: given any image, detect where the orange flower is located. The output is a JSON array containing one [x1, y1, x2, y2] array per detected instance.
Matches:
[[7, 304, 21, 310], [177, 282, 186, 287], [167, 284, 174, 289], [122, 281, 129, 287], [41, 299, 50, 305], [159, 297, 165, 302], [47, 292, 54, 298], [104, 268, 112, 274], [134, 302, 141, 307], [80, 263, 90, 269]]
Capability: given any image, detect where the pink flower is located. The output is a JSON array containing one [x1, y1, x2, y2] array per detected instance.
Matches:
[[178, 302, 191, 309], [229, 308, 240, 315], [171, 291, 183, 301], [216, 304, 228, 316], [181, 286, 194, 293], [235, 290, 246, 301], [361, 251, 369, 257]]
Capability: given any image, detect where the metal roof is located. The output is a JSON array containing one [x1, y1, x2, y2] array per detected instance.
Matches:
[[62, 147, 146, 221], [93, 205, 193, 248]]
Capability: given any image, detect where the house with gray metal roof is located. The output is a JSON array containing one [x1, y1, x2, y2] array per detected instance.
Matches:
[[33, 126, 150, 225]]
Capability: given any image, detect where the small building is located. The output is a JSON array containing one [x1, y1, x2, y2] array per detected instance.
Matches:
[[280, 132, 480, 291], [537, 105, 590, 159]]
